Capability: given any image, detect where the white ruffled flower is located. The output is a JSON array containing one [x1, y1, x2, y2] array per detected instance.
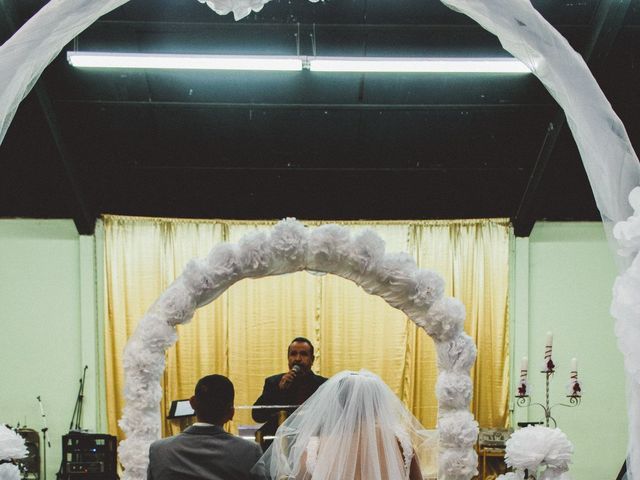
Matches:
[[307, 225, 351, 272], [238, 231, 274, 277], [119, 408, 162, 437], [438, 411, 479, 448], [611, 258, 640, 383], [347, 229, 385, 275], [182, 259, 217, 307], [197, 0, 269, 21], [375, 253, 418, 307], [505, 426, 573, 473], [0, 425, 27, 461], [0, 463, 22, 480], [612, 186, 640, 256], [496, 472, 525, 480], [436, 333, 477, 372], [422, 297, 466, 341], [436, 372, 473, 410], [438, 447, 478, 479], [540, 467, 572, 480], [134, 314, 178, 353], [205, 243, 241, 282], [270, 218, 308, 270], [410, 269, 445, 307], [153, 281, 196, 326], [118, 435, 155, 480], [378, 252, 417, 285]]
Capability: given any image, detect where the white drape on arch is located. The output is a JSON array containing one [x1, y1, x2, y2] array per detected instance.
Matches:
[[1, 0, 639, 477]]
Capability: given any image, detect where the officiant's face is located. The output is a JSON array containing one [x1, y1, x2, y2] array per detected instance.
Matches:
[[288, 341, 314, 373]]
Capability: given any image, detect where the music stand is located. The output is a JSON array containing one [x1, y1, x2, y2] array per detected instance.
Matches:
[[167, 399, 195, 419]]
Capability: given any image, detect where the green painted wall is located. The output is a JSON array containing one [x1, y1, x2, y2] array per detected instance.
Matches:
[[512, 222, 628, 479], [0, 219, 104, 479]]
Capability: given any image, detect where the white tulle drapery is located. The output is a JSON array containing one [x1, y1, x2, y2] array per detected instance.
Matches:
[[0, 0, 129, 145], [2, 0, 640, 478]]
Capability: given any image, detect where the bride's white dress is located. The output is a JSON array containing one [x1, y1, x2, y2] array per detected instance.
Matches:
[[252, 370, 427, 480]]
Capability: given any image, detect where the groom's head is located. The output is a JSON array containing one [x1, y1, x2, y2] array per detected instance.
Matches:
[[190, 374, 235, 425]]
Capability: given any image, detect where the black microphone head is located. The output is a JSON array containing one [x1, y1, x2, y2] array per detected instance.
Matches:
[[292, 365, 302, 374]]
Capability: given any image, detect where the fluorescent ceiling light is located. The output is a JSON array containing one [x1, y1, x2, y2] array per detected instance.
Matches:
[[308, 56, 531, 73], [67, 52, 303, 71], [67, 52, 530, 74]]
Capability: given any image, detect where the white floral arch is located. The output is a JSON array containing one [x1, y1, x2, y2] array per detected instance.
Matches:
[[2, 0, 640, 479], [119, 219, 479, 479]]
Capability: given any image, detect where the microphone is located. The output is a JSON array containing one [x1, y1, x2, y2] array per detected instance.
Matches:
[[291, 365, 302, 374]]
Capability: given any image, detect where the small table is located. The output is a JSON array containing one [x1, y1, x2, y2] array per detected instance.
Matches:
[[478, 447, 506, 479]]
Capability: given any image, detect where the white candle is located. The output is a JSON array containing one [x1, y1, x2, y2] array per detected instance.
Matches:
[[546, 331, 553, 347], [571, 357, 578, 372], [520, 356, 529, 372]]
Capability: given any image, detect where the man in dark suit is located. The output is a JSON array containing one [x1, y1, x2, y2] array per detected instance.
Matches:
[[147, 374, 262, 480], [252, 337, 328, 445]]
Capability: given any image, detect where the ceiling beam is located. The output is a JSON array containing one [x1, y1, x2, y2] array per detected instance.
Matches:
[[512, 0, 632, 237], [57, 100, 554, 110], [0, 1, 95, 235]]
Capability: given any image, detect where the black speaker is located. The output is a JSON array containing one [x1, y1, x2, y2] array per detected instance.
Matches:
[[17, 428, 40, 479], [59, 432, 118, 480]]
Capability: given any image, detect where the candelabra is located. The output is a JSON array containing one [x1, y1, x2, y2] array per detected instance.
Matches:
[[515, 348, 582, 427]]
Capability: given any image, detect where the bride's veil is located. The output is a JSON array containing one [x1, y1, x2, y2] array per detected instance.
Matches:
[[252, 369, 431, 480]]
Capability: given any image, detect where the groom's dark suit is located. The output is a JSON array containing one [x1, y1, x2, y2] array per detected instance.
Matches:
[[147, 424, 262, 480]]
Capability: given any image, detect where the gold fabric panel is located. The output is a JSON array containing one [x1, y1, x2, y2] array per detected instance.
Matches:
[[103, 216, 510, 441]]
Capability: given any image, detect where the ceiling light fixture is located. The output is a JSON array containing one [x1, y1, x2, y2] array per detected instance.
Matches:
[[67, 52, 530, 74], [67, 52, 304, 71], [308, 56, 531, 73]]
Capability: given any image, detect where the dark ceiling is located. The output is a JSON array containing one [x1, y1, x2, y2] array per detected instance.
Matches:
[[1, 0, 639, 235]]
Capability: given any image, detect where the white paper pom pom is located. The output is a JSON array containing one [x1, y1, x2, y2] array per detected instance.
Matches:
[[119, 408, 162, 437], [205, 243, 241, 282], [540, 468, 572, 480], [181, 259, 218, 307], [378, 252, 417, 285], [438, 447, 478, 479], [541, 428, 573, 470], [410, 269, 445, 307], [119, 435, 155, 480], [134, 314, 178, 353], [307, 225, 351, 272], [238, 231, 274, 277], [438, 411, 479, 448], [505, 426, 573, 473], [422, 297, 466, 341], [0, 463, 22, 480], [0, 425, 27, 461], [347, 229, 386, 275], [198, 0, 268, 21], [436, 333, 477, 372], [436, 372, 473, 410], [152, 281, 196, 326], [375, 252, 418, 306], [497, 473, 525, 480], [270, 218, 308, 271]]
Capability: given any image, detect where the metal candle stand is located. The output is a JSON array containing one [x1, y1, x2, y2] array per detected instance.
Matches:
[[515, 346, 582, 428]]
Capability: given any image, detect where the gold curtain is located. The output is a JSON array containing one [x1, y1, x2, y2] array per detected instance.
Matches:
[[104, 216, 510, 441]]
